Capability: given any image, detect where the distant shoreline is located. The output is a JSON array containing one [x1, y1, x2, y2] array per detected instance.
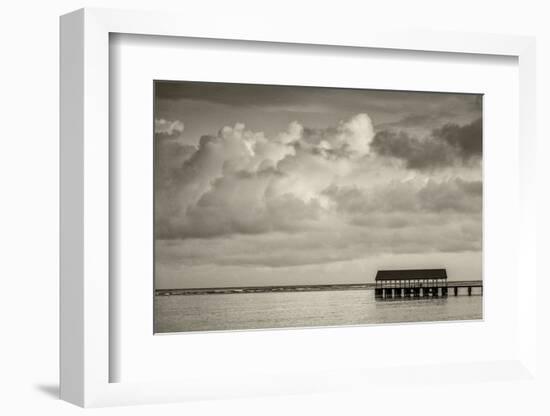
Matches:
[[155, 281, 482, 296]]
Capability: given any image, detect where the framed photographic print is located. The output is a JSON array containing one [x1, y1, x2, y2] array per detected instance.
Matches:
[[153, 81, 484, 334], [60, 8, 538, 408]]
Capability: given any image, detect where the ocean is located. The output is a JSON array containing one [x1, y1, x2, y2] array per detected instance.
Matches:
[[154, 288, 483, 333]]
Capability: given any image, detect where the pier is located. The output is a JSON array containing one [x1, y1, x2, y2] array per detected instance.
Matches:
[[447, 280, 483, 296], [155, 278, 482, 297], [374, 269, 482, 300]]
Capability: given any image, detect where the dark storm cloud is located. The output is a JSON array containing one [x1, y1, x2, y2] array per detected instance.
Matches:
[[370, 130, 452, 170], [375, 110, 461, 130], [155, 81, 304, 107], [433, 117, 482, 159], [155, 80, 481, 115], [371, 118, 482, 170]]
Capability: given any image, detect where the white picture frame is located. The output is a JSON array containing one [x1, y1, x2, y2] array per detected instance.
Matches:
[[60, 8, 538, 408]]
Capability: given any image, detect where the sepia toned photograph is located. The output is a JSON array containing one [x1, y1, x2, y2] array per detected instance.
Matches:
[[154, 81, 483, 333]]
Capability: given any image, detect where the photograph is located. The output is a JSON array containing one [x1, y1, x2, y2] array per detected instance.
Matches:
[[1, 0, 542, 412], [153, 81, 483, 333]]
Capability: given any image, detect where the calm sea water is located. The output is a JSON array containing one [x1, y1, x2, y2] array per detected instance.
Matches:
[[154, 289, 482, 333]]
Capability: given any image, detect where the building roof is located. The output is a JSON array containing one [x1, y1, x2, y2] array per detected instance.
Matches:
[[375, 269, 447, 281]]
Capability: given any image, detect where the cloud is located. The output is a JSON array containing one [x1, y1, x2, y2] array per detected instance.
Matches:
[[418, 178, 482, 213], [376, 112, 454, 130], [322, 178, 482, 232], [182, 175, 324, 239], [433, 117, 482, 159], [370, 130, 453, 170], [154, 119, 196, 192], [370, 118, 482, 170], [155, 114, 377, 237], [155, 81, 481, 120], [155, 112, 482, 269], [155, 120, 298, 239], [153, 84, 484, 287], [154, 118, 184, 136], [156, 216, 481, 269]]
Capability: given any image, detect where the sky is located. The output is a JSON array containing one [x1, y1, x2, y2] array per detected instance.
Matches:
[[154, 81, 482, 289]]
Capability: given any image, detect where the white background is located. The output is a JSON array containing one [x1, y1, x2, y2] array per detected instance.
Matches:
[[1, 1, 549, 415]]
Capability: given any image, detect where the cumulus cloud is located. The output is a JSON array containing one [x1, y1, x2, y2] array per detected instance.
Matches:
[[154, 118, 196, 192], [155, 113, 482, 270], [155, 118, 184, 136], [155, 113, 379, 238], [301, 113, 375, 156]]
